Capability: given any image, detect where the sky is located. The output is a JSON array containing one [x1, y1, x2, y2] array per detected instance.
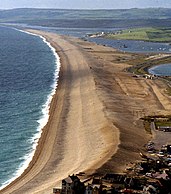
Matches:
[[0, 0, 171, 10]]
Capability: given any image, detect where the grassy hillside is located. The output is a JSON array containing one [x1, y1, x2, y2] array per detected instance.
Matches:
[[106, 27, 171, 42], [0, 8, 171, 21], [1, 8, 171, 29]]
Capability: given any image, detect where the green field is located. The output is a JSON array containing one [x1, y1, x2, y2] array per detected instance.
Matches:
[[106, 27, 171, 42], [155, 121, 171, 127]]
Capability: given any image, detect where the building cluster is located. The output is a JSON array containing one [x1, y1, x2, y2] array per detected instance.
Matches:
[[87, 30, 123, 38], [53, 141, 171, 194], [154, 117, 171, 132], [132, 74, 157, 80], [88, 31, 105, 38], [143, 74, 156, 79]]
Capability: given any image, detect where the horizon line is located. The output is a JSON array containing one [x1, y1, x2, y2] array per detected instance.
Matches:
[[1, 7, 171, 11]]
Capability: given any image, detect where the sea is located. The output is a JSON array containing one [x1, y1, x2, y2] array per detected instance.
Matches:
[[0, 26, 60, 189]]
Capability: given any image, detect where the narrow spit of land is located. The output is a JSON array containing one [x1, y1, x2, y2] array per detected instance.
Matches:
[[1, 30, 171, 194]]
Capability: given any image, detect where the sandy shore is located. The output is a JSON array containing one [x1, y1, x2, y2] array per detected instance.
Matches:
[[1, 30, 171, 194]]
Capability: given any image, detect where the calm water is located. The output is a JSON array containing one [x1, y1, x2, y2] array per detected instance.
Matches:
[[0, 26, 60, 189], [149, 64, 171, 76], [87, 37, 171, 53]]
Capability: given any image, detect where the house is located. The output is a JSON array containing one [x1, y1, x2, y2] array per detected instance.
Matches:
[[70, 175, 85, 194], [84, 178, 102, 194], [92, 185, 101, 194], [85, 184, 93, 194], [61, 175, 85, 194], [61, 177, 73, 194]]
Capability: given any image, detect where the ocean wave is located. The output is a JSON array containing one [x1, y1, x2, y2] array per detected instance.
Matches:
[[0, 28, 61, 190]]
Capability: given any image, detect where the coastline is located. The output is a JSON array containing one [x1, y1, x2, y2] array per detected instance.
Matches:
[[0, 30, 119, 194], [1, 29, 171, 194], [0, 28, 61, 191]]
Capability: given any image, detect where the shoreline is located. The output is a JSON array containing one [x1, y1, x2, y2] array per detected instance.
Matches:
[[0, 30, 119, 194], [1, 29, 171, 194], [0, 29, 61, 190]]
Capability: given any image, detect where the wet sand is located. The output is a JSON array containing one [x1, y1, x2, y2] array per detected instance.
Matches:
[[1, 30, 171, 194]]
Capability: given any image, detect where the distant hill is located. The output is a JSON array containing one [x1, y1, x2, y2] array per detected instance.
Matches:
[[1, 8, 171, 20], [0, 8, 171, 28]]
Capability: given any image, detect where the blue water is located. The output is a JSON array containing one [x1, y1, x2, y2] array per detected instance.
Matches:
[[6, 23, 171, 53], [0, 26, 60, 188], [7, 23, 171, 53], [87, 37, 171, 53], [149, 64, 171, 76]]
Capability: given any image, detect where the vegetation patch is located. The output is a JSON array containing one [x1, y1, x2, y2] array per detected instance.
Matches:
[[141, 115, 171, 133], [106, 27, 171, 42], [155, 121, 171, 127]]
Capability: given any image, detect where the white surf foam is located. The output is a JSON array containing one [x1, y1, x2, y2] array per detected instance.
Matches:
[[0, 28, 61, 190]]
